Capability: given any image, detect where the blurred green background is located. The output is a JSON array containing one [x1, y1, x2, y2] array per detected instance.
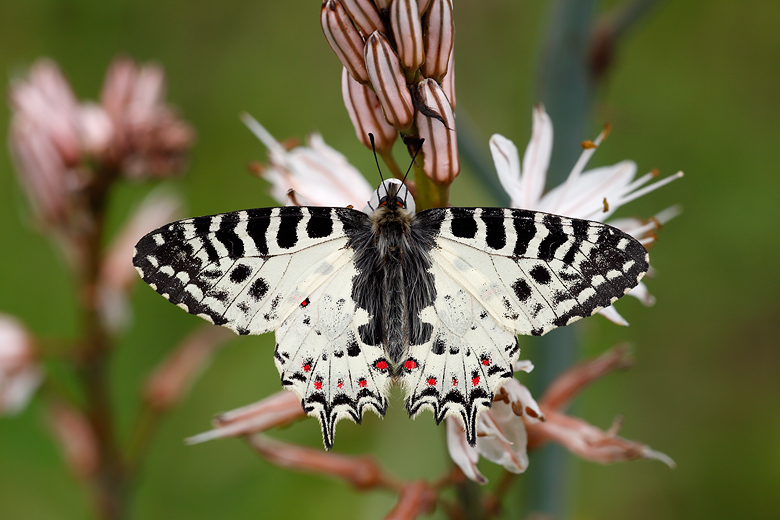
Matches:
[[1, 0, 778, 519]]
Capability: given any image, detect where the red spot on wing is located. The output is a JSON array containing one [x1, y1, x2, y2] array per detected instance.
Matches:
[[314, 380, 323, 390], [358, 378, 367, 388], [303, 363, 311, 372], [375, 360, 388, 370], [482, 358, 491, 366], [472, 376, 481, 386], [426, 377, 437, 386], [452, 378, 458, 387], [300, 297, 310, 307], [337, 379, 344, 389], [404, 359, 417, 370]]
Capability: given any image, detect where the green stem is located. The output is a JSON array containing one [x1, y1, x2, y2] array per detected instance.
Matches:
[[378, 149, 405, 180]]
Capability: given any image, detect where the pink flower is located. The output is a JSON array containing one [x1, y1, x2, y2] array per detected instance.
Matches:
[[0, 315, 43, 415]]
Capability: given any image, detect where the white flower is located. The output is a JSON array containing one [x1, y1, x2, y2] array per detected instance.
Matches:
[[490, 104, 683, 325], [242, 113, 373, 208], [446, 361, 543, 483]]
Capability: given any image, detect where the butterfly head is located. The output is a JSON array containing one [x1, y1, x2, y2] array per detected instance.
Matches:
[[364, 178, 416, 216]]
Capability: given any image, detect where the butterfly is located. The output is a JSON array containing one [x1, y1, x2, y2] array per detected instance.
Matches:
[[133, 178, 648, 449]]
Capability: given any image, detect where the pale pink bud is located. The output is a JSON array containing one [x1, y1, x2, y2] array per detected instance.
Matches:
[[145, 326, 234, 411], [385, 481, 437, 520], [421, 0, 453, 81], [341, 67, 397, 151], [365, 31, 415, 130], [441, 47, 455, 108], [527, 410, 675, 467], [390, 0, 424, 71], [340, 0, 385, 36], [185, 390, 304, 444], [415, 78, 459, 184], [321, 0, 370, 84], [249, 434, 387, 490], [0, 315, 43, 415], [77, 103, 114, 157], [48, 402, 99, 480], [418, 0, 433, 15], [100, 57, 138, 123]]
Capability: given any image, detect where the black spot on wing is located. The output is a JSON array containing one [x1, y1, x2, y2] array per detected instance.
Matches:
[[511, 209, 537, 257], [277, 207, 303, 249], [538, 214, 568, 261], [449, 208, 477, 239], [245, 208, 272, 256], [249, 278, 269, 301], [230, 264, 252, 284], [480, 208, 507, 250], [306, 207, 334, 238], [530, 265, 552, 285], [215, 220, 244, 260]]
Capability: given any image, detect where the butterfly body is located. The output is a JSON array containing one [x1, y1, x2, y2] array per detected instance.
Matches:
[[134, 179, 648, 449]]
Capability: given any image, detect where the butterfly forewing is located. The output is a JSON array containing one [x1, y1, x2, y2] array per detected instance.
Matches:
[[133, 206, 357, 335]]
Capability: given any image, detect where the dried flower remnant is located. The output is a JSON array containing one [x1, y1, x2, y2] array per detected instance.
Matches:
[[242, 113, 373, 208], [0, 315, 43, 415], [491, 104, 683, 324]]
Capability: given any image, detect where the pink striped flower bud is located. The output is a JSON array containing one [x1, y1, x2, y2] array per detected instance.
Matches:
[[421, 0, 453, 81], [364, 32, 415, 130], [341, 67, 397, 151], [340, 0, 385, 36], [374, 0, 392, 10], [390, 0, 425, 71], [441, 47, 456, 108], [321, 0, 370, 84], [418, 0, 433, 16], [415, 78, 459, 184]]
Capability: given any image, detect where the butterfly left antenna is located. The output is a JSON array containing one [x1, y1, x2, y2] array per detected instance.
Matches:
[[368, 133, 390, 199]]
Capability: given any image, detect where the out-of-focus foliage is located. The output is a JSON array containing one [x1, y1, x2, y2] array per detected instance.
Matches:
[[0, 1, 778, 519]]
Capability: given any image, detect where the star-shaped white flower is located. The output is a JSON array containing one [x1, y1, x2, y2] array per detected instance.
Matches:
[[490, 104, 683, 325]]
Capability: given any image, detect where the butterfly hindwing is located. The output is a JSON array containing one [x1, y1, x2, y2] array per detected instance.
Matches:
[[274, 261, 391, 449], [401, 261, 518, 445]]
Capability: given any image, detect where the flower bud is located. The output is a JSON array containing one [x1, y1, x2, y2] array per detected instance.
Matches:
[[340, 0, 385, 36], [364, 32, 415, 130], [421, 0, 453, 81], [415, 78, 459, 184], [48, 402, 99, 480], [418, 0, 433, 15], [441, 48, 455, 108], [341, 67, 397, 151], [390, 0, 425, 71], [374, 0, 391, 10], [321, 0, 370, 84], [0, 315, 43, 415]]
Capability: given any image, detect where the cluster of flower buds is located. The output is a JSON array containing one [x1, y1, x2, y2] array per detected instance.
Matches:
[[321, 0, 458, 186], [0, 315, 43, 416], [8, 58, 194, 231]]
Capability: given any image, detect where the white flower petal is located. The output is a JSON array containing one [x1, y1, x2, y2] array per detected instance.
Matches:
[[520, 104, 553, 209], [489, 133, 522, 205], [446, 417, 487, 484], [598, 305, 629, 326]]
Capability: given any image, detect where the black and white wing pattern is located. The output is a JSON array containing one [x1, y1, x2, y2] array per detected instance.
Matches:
[[134, 206, 391, 449], [134, 179, 649, 450], [399, 207, 648, 444]]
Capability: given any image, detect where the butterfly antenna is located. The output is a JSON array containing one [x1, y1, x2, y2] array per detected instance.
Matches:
[[401, 138, 424, 205], [368, 133, 389, 199]]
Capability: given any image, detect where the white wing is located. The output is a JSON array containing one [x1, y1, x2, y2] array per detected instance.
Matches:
[[273, 261, 391, 449]]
